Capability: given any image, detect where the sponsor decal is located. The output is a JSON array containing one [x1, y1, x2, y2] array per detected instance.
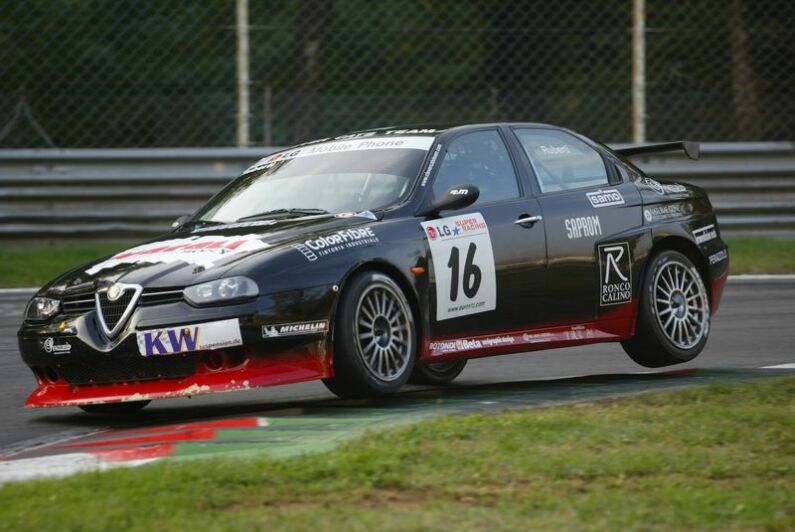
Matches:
[[293, 227, 379, 262], [86, 235, 270, 275], [586, 189, 625, 208], [565, 215, 602, 239], [643, 178, 688, 195], [333, 210, 378, 220], [709, 249, 728, 265], [136, 318, 242, 357], [643, 203, 690, 222], [523, 332, 555, 344], [420, 143, 442, 187], [42, 337, 71, 354], [693, 224, 718, 244], [383, 128, 437, 135], [243, 136, 436, 174], [421, 213, 497, 320], [262, 320, 329, 338], [599, 242, 632, 306], [539, 145, 571, 155], [427, 327, 599, 355], [192, 220, 279, 233]]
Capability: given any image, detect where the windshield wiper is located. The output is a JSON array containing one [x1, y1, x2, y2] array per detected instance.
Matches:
[[236, 208, 330, 222]]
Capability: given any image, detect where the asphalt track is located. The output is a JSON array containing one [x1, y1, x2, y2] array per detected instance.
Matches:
[[1, 279, 794, 454]]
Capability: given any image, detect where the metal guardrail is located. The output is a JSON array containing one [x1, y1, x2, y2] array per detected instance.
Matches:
[[0, 143, 793, 237]]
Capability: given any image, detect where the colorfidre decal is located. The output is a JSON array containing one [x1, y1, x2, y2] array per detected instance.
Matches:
[[292, 227, 379, 262]]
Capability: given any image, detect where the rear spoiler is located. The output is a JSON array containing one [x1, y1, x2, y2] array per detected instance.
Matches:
[[615, 141, 700, 160]]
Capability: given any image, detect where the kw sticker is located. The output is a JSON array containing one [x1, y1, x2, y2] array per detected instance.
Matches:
[[136, 319, 242, 356]]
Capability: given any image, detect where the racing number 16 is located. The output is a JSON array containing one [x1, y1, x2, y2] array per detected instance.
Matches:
[[447, 242, 481, 301]]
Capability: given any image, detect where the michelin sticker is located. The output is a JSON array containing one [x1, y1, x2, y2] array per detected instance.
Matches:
[[136, 318, 242, 357], [86, 235, 270, 275], [243, 136, 435, 174], [263, 320, 328, 338], [422, 213, 497, 320], [598, 242, 632, 306], [586, 189, 625, 208]]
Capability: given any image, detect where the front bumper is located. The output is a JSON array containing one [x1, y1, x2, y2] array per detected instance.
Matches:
[[18, 286, 336, 407]]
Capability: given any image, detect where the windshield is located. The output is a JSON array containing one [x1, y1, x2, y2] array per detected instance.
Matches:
[[195, 136, 435, 223]]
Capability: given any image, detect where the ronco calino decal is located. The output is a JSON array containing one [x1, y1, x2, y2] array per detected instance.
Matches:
[[136, 319, 242, 356], [565, 215, 602, 239], [86, 235, 270, 275], [421, 213, 497, 320], [293, 227, 379, 262], [243, 136, 435, 174], [598, 242, 632, 306], [586, 189, 625, 208], [262, 320, 329, 338], [693, 224, 718, 244]]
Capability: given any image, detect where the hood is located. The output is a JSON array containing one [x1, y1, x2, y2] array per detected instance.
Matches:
[[43, 212, 382, 294]]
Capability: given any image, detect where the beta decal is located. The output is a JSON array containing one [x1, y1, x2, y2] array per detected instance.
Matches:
[[42, 337, 71, 354], [693, 224, 718, 244], [136, 319, 242, 356], [565, 215, 602, 239], [86, 235, 270, 275], [263, 320, 328, 338], [243, 136, 435, 174], [421, 213, 497, 320], [598, 242, 632, 306], [293, 227, 379, 262], [586, 189, 625, 208], [708, 249, 728, 265]]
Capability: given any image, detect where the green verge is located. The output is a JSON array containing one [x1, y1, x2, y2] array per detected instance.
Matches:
[[0, 236, 793, 288], [1, 379, 792, 531]]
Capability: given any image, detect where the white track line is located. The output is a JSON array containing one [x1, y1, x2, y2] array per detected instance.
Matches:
[[761, 363, 795, 369]]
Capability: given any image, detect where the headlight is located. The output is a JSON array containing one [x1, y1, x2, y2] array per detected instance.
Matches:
[[183, 276, 259, 305], [25, 297, 61, 321]]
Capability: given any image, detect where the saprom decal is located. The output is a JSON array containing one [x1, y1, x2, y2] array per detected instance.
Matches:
[[599, 242, 632, 306], [565, 215, 602, 239], [136, 319, 242, 357], [262, 320, 329, 338], [86, 235, 270, 275], [586, 189, 625, 208]]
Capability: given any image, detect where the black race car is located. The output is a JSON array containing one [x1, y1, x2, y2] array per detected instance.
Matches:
[[19, 124, 728, 412]]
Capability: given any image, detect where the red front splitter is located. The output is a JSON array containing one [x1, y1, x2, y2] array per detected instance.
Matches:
[[25, 351, 332, 408]]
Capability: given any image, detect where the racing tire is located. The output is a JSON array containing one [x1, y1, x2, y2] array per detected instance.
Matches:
[[622, 250, 710, 367], [408, 360, 467, 385], [323, 272, 417, 399], [79, 400, 151, 414]]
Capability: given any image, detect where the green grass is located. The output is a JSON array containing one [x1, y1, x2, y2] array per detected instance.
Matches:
[[1, 236, 793, 288], [1, 379, 793, 531]]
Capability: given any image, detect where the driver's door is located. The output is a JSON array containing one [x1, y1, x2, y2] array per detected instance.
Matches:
[[422, 129, 548, 344]]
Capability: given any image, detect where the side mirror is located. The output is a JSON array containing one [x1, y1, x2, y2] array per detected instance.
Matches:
[[171, 215, 191, 229], [418, 184, 480, 218]]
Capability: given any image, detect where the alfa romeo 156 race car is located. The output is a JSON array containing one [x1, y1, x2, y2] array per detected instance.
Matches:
[[19, 123, 729, 412]]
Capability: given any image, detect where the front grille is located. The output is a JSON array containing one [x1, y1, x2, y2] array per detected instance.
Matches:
[[97, 290, 136, 330], [62, 293, 95, 316], [60, 286, 184, 319], [54, 353, 198, 385], [140, 288, 184, 307]]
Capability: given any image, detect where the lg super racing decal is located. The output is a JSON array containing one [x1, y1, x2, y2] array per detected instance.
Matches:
[[422, 213, 497, 320], [598, 242, 632, 306], [137, 318, 242, 356], [86, 235, 270, 275], [243, 136, 435, 175]]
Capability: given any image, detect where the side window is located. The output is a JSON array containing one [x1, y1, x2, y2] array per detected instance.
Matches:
[[432, 130, 520, 205], [514, 129, 609, 193]]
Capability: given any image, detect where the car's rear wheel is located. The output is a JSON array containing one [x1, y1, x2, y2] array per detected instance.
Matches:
[[409, 360, 467, 385], [79, 400, 151, 414], [323, 271, 416, 398], [622, 250, 710, 367]]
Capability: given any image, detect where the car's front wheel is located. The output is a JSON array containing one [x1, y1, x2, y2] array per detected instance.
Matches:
[[323, 272, 417, 398], [79, 400, 151, 414], [409, 360, 467, 385], [622, 250, 710, 367]]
